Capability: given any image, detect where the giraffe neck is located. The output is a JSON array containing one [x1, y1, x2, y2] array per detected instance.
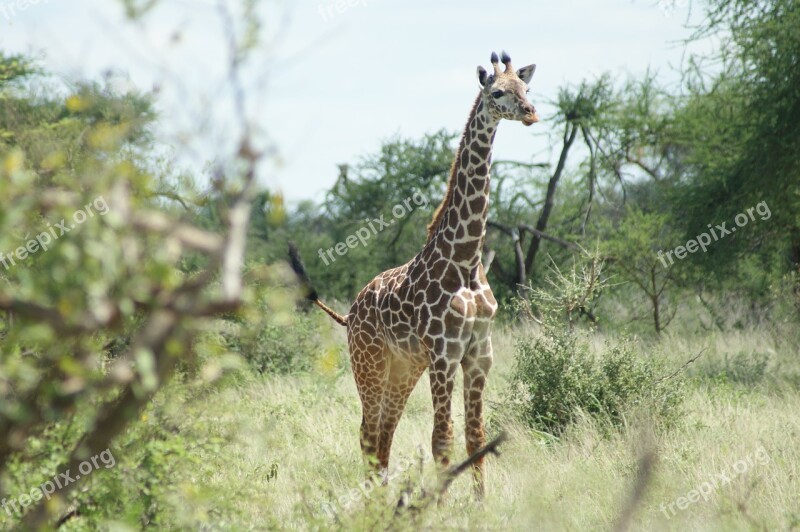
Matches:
[[428, 93, 499, 271]]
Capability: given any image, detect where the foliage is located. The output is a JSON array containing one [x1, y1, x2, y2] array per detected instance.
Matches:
[[519, 252, 606, 328], [508, 260, 685, 435], [226, 285, 340, 375], [1, 0, 799, 528], [600, 206, 682, 333], [509, 331, 684, 435], [0, 4, 291, 525], [258, 132, 452, 302], [696, 350, 771, 387], [0, 54, 37, 85], [666, 0, 800, 293]]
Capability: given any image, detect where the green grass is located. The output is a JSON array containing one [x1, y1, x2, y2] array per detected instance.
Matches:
[[92, 324, 800, 530], [4, 316, 799, 530]]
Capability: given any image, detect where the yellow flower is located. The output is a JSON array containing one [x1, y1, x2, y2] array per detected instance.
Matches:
[[65, 95, 89, 112], [2, 149, 23, 175]]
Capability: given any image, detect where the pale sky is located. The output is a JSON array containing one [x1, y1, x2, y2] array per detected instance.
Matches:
[[1, 0, 713, 204]]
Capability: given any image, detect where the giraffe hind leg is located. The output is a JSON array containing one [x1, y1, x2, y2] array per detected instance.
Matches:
[[377, 356, 426, 482], [348, 330, 390, 473]]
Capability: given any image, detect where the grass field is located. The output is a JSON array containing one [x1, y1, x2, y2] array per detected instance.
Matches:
[[85, 309, 799, 531]]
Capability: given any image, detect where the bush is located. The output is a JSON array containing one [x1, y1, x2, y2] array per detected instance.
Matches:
[[697, 350, 770, 386], [210, 270, 345, 376], [243, 315, 323, 374], [508, 328, 685, 435], [219, 311, 329, 375]]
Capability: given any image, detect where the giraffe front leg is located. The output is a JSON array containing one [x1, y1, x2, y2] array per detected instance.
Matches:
[[429, 353, 458, 483], [461, 334, 493, 499]]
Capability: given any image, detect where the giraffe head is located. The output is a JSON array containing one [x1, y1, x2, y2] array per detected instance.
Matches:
[[477, 51, 539, 126]]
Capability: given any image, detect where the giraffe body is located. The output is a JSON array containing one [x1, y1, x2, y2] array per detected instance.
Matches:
[[296, 52, 539, 498]]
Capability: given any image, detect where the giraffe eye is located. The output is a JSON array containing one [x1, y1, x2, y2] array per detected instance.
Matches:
[[491, 90, 504, 99]]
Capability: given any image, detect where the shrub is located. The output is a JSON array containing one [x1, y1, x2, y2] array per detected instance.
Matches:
[[697, 350, 770, 386], [209, 269, 345, 376], [245, 315, 323, 374], [508, 328, 685, 435], [223, 311, 328, 375]]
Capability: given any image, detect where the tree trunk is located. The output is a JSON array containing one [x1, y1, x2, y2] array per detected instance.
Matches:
[[525, 123, 579, 276], [651, 268, 661, 334]]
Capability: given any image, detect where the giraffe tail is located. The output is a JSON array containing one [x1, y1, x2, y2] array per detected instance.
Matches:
[[287, 242, 349, 327]]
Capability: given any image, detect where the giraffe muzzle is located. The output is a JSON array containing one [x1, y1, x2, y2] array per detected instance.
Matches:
[[522, 112, 540, 126]]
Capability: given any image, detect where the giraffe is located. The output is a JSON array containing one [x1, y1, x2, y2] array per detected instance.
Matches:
[[289, 51, 539, 498]]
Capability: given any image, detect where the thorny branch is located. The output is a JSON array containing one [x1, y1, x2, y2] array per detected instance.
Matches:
[[394, 432, 509, 517]]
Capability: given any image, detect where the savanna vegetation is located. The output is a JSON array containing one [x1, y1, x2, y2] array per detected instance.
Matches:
[[0, 0, 798, 529]]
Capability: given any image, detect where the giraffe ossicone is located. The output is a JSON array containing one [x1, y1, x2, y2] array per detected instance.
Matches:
[[290, 51, 540, 499]]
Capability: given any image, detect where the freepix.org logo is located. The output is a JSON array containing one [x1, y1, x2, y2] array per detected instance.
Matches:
[[657, 201, 771, 268], [318, 190, 429, 266], [0, 196, 110, 271], [1, 449, 116, 518]]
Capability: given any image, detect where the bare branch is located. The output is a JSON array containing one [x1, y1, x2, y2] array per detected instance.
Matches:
[[439, 432, 508, 495], [525, 122, 580, 274], [394, 432, 509, 517], [486, 221, 526, 286], [131, 211, 224, 253], [580, 125, 596, 235], [655, 348, 707, 384], [0, 294, 119, 335], [518, 224, 581, 251]]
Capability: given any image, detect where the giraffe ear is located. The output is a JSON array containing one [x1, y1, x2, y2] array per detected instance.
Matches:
[[517, 64, 536, 84], [477, 66, 489, 87]]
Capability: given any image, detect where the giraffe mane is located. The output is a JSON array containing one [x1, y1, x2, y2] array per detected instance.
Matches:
[[426, 93, 483, 243]]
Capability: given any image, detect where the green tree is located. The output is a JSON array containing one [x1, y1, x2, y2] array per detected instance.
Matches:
[[0, 16, 285, 525], [281, 132, 452, 301], [602, 207, 682, 333], [668, 0, 800, 299]]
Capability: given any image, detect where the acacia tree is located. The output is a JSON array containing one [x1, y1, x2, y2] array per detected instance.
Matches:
[[279, 132, 452, 300], [601, 208, 682, 333], [485, 72, 689, 330], [485, 76, 625, 296], [667, 0, 800, 305]]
